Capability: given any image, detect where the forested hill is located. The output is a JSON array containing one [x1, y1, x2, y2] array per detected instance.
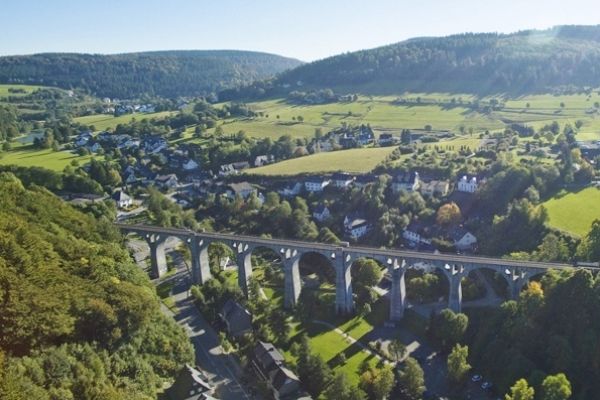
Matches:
[[0, 173, 193, 399], [274, 25, 600, 95], [0, 50, 302, 98]]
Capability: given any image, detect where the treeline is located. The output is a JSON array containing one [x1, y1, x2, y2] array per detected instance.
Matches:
[[0, 173, 193, 399], [469, 268, 600, 398], [269, 26, 600, 95], [0, 50, 302, 98]]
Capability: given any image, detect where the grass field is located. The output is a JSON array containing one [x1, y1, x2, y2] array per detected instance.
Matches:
[[246, 147, 396, 176], [542, 187, 600, 236], [74, 111, 175, 131], [0, 84, 47, 97], [0, 146, 97, 172], [213, 93, 600, 142]]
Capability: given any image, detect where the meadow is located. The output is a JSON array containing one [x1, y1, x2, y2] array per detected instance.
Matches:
[[246, 147, 397, 175], [74, 111, 175, 131], [542, 187, 600, 236], [214, 93, 600, 143], [0, 84, 46, 97], [0, 146, 97, 172]]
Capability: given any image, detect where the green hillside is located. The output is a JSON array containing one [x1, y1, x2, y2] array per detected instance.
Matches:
[[0, 50, 302, 98], [0, 173, 193, 398], [225, 25, 600, 98]]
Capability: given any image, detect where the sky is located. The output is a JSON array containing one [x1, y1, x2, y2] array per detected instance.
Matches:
[[2, 0, 600, 61]]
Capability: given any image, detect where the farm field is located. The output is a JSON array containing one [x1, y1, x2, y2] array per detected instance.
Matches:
[[0, 146, 97, 171], [0, 84, 47, 97], [542, 187, 600, 236], [246, 147, 397, 175], [215, 92, 600, 142], [74, 111, 175, 131]]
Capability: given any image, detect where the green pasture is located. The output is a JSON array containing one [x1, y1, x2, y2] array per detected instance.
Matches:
[[542, 187, 600, 236], [0, 146, 97, 172], [247, 147, 396, 176], [74, 111, 175, 131]]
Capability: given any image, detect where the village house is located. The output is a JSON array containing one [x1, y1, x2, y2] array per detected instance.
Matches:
[[403, 221, 432, 245], [392, 171, 420, 193], [74, 131, 93, 147], [304, 176, 330, 192], [578, 141, 600, 164], [252, 341, 303, 400], [451, 227, 478, 251], [354, 174, 378, 189], [279, 182, 303, 198], [456, 174, 481, 193], [165, 364, 214, 400], [111, 189, 133, 209], [219, 299, 252, 338], [331, 172, 354, 188], [225, 182, 256, 200], [143, 136, 168, 154], [155, 174, 179, 189], [312, 204, 331, 222], [86, 142, 102, 153], [254, 154, 274, 167], [419, 180, 450, 197], [344, 213, 371, 239], [219, 161, 250, 176], [378, 133, 395, 146], [183, 159, 199, 171]]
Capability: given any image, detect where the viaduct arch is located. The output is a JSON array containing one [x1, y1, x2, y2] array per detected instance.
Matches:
[[117, 223, 585, 321]]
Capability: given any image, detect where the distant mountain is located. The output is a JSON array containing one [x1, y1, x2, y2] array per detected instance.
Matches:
[[267, 25, 600, 95], [0, 50, 302, 98]]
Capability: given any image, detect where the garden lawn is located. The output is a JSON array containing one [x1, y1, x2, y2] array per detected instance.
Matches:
[[246, 147, 396, 176], [542, 187, 600, 236]]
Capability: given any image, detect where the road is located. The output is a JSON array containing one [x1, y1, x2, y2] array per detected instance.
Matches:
[[127, 240, 255, 400]]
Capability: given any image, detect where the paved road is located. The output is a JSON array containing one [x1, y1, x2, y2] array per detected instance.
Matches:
[[127, 240, 255, 400]]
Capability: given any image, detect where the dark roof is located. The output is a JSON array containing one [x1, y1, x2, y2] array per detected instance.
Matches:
[[111, 190, 131, 202], [313, 204, 329, 214], [305, 176, 328, 184], [156, 174, 178, 182], [332, 172, 353, 181], [394, 171, 419, 184], [220, 299, 252, 335], [355, 174, 377, 184], [166, 364, 212, 400]]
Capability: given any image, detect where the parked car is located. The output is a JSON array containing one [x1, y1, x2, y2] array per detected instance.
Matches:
[[481, 381, 493, 390], [471, 374, 482, 382]]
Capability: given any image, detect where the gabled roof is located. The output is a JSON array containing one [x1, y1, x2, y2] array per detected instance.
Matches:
[[227, 182, 255, 195], [394, 171, 419, 184], [313, 204, 329, 214], [111, 190, 131, 202], [355, 174, 377, 184], [305, 176, 328, 184], [156, 174, 178, 182], [332, 172, 353, 181]]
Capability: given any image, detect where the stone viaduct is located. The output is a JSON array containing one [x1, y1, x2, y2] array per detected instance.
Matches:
[[117, 223, 579, 321]]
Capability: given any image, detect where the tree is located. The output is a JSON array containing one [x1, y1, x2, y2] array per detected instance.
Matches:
[[505, 378, 535, 400], [447, 344, 471, 386], [353, 259, 383, 289], [577, 219, 600, 261], [540, 373, 571, 400], [436, 202, 462, 226], [359, 366, 395, 400], [388, 339, 407, 362], [398, 357, 426, 400], [433, 309, 469, 350], [297, 335, 332, 397], [323, 371, 366, 400]]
